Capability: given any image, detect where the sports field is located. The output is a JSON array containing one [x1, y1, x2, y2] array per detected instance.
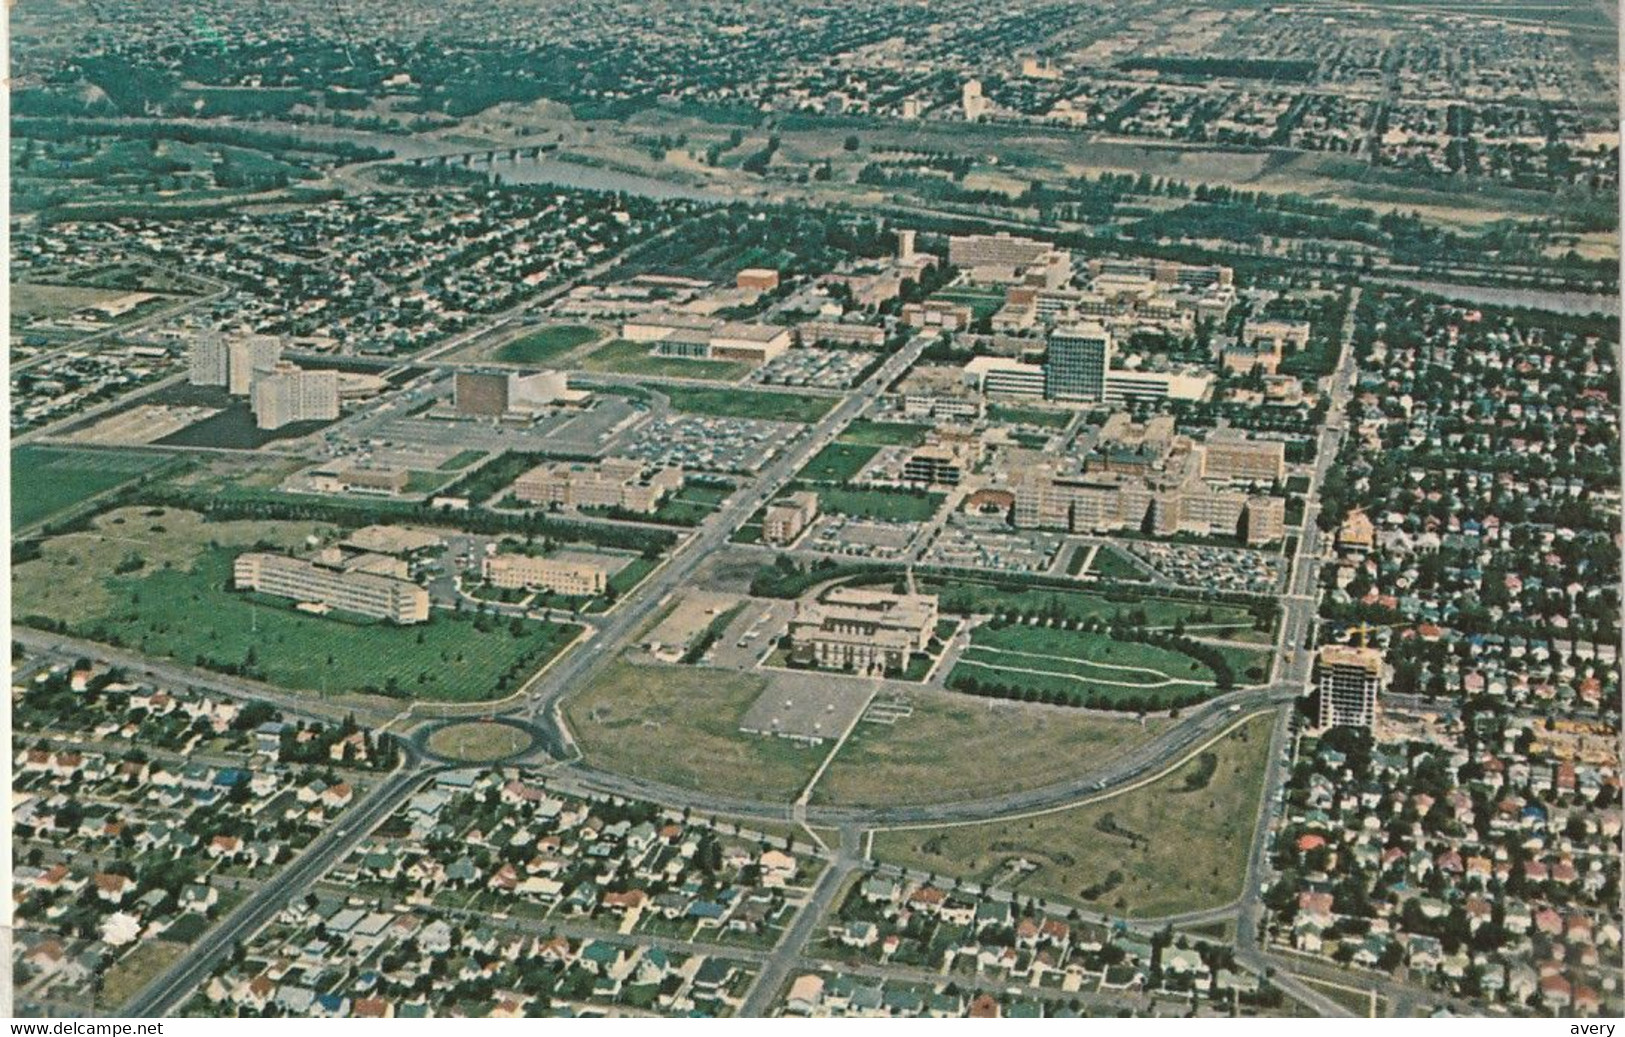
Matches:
[[12, 446, 175, 530], [817, 487, 944, 522], [797, 442, 878, 483]]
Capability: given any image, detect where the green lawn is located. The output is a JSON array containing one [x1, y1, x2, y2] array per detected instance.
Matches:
[[951, 622, 1216, 709], [871, 712, 1275, 917], [16, 513, 578, 702], [561, 659, 821, 802], [817, 487, 944, 522], [495, 324, 602, 364], [12, 446, 175, 530], [837, 421, 931, 447], [580, 339, 752, 381], [1088, 544, 1150, 582], [797, 443, 879, 483], [919, 575, 1260, 630], [437, 450, 488, 471], [657, 384, 837, 423]]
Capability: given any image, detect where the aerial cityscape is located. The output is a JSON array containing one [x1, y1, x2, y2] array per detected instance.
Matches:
[[6, 0, 1621, 1022]]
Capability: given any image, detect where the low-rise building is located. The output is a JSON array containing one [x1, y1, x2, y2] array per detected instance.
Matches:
[[788, 588, 938, 674], [483, 554, 608, 597], [764, 491, 820, 545]]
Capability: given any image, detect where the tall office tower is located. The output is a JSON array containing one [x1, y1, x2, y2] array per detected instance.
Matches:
[[1316, 645, 1384, 729], [1044, 323, 1112, 402], [228, 335, 284, 396], [250, 362, 339, 430], [189, 333, 229, 386]]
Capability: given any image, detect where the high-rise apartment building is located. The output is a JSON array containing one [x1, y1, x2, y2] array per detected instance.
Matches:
[[250, 362, 340, 430]]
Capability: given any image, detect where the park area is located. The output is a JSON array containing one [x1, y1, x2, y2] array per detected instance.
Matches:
[[12, 507, 579, 703], [797, 442, 877, 483], [870, 711, 1275, 918], [809, 688, 1169, 809], [11, 445, 176, 530], [950, 622, 1217, 710], [561, 658, 822, 802]]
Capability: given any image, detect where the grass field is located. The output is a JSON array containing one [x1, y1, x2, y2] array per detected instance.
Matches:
[[797, 442, 879, 483], [657, 384, 837, 423], [816, 487, 943, 522], [12, 446, 175, 530], [919, 575, 1262, 631], [426, 722, 533, 762], [561, 658, 822, 801], [437, 450, 488, 471], [932, 288, 1005, 320], [98, 940, 188, 1010], [495, 324, 602, 364], [951, 623, 1216, 709], [13, 507, 578, 702], [580, 339, 752, 381], [870, 712, 1274, 917], [1087, 544, 1150, 582], [837, 421, 931, 447], [811, 689, 1168, 808]]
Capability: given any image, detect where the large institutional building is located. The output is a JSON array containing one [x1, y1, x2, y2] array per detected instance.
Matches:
[[620, 313, 792, 364], [189, 334, 284, 395], [233, 552, 430, 625], [453, 370, 574, 418], [1044, 323, 1113, 402], [948, 232, 1071, 288], [250, 362, 340, 430], [788, 587, 939, 674], [512, 457, 683, 515], [482, 553, 608, 598], [1006, 415, 1288, 546], [1316, 645, 1384, 729]]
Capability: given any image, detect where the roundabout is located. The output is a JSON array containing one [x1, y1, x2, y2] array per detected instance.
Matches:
[[416, 716, 542, 764]]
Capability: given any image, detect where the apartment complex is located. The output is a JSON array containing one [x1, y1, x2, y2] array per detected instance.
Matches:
[[233, 552, 430, 625], [788, 587, 939, 674], [1316, 645, 1384, 729], [188, 334, 282, 396], [250, 362, 340, 430], [482, 553, 608, 597], [512, 457, 683, 514], [763, 491, 820, 545]]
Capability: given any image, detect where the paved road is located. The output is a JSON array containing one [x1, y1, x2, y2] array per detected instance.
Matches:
[[739, 826, 863, 1017], [122, 752, 440, 1016]]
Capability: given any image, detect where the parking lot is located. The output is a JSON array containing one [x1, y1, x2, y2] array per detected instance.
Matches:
[[620, 414, 800, 474], [737, 669, 878, 744], [1125, 539, 1286, 593], [803, 514, 919, 560], [752, 347, 872, 390]]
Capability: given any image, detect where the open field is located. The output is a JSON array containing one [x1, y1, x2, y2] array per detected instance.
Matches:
[[97, 940, 188, 1011], [797, 442, 878, 483], [837, 421, 931, 447], [656, 384, 837, 423], [579, 338, 752, 381], [426, 722, 534, 762], [918, 575, 1266, 631], [810, 689, 1168, 808], [12, 446, 177, 530], [1086, 544, 1150, 582], [12, 282, 159, 323], [495, 324, 603, 364], [870, 712, 1274, 917], [815, 487, 943, 522], [951, 622, 1217, 709], [561, 658, 822, 801], [13, 507, 578, 702]]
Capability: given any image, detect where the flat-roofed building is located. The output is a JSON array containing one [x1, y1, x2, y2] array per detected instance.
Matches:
[[949, 233, 1071, 287], [1317, 645, 1383, 730], [483, 553, 607, 597], [899, 366, 984, 420], [234, 552, 429, 624], [189, 334, 229, 386], [312, 465, 409, 496], [788, 587, 938, 675], [736, 268, 781, 292], [251, 362, 339, 430], [797, 321, 887, 348], [1201, 432, 1286, 483], [1102, 368, 1212, 404], [1243, 495, 1287, 546], [708, 322, 792, 363], [454, 369, 572, 418], [1045, 323, 1112, 402], [963, 356, 1046, 399], [512, 457, 683, 514], [228, 336, 284, 396], [763, 491, 820, 545], [901, 300, 973, 331]]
